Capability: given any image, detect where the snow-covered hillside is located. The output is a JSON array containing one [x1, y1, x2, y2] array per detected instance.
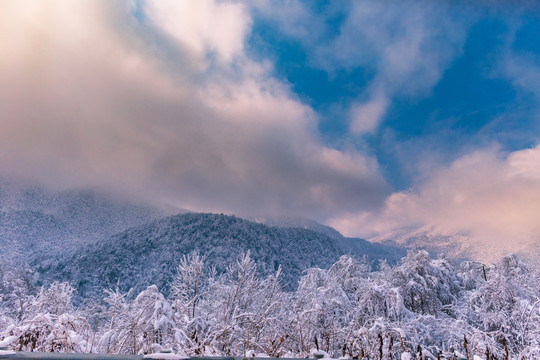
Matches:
[[372, 224, 540, 264], [36, 213, 405, 299], [0, 182, 176, 265], [371, 226, 474, 260]]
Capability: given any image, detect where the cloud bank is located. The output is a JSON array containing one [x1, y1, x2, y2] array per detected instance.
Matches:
[[0, 0, 388, 218], [329, 145, 540, 259]]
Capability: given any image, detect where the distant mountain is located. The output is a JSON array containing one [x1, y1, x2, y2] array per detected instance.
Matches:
[[0, 182, 177, 265], [37, 213, 406, 299], [371, 226, 480, 263], [373, 225, 540, 265], [370, 225, 510, 263]]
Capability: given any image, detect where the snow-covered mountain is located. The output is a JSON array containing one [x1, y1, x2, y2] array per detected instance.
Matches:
[[36, 212, 406, 299], [371, 226, 474, 261], [0, 182, 176, 265], [253, 215, 405, 259], [371, 225, 540, 264], [0, 182, 406, 301]]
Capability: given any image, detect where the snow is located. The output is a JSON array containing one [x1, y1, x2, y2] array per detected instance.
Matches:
[[310, 349, 331, 359], [0, 337, 16, 348], [400, 352, 412, 360], [245, 350, 256, 357], [245, 350, 270, 358], [144, 353, 187, 360], [0, 350, 16, 356]]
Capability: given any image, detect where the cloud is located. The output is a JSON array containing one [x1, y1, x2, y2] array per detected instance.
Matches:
[[145, 0, 251, 65], [329, 145, 540, 260], [0, 0, 389, 219], [349, 94, 388, 135], [313, 1, 469, 134], [501, 51, 540, 100], [241, 1, 470, 136], [247, 0, 327, 42]]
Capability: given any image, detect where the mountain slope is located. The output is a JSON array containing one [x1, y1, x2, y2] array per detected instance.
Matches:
[[255, 215, 406, 260], [372, 225, 540, 264], [37, 213, 406, 299], [0, 182, 175, 265]]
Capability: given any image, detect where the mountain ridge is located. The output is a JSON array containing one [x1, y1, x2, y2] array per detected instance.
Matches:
[[36, 212, 406, 299]]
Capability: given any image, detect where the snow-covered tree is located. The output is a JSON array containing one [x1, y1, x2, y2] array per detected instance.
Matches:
[[2, 282, 92, 352], [171, 252, 205, 320], [460, 254, 540, 358], [391, 251, 461, 316], [327, 255, 370, 298], [290, 266, 351, 357], [202, 251, 286, 356], [97, 288, 132, 354], [170, 252, 213, 355], [95, 285, 174, 355], [2, 249, 540, 359], [0, 266, 35, 331]]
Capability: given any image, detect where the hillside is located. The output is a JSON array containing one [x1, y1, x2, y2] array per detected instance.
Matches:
[[255, 215, 406, 260], [0, 182, 174, 265], [371, 225, 537, 264], [37, 213, 406, 299]]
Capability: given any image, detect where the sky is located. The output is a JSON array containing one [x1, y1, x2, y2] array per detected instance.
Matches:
[[1, 0, 540, 256]]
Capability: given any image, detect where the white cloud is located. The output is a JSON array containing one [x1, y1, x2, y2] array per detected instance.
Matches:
[[247, 0, 320, 41], [0, 0, 389, 219], [501, 51, 540, 100], [145, 0, 251, 65], [329, 145, 540, 260], [314, 1, 468, 134], [350, 94, 388, 135], [317, 2, 467, 89]]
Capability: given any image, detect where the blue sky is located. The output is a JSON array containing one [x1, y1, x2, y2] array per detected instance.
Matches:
[[1, 1, 540, 253], [247, 2, 540, 190]]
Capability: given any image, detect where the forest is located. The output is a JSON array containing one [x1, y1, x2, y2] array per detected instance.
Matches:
[[1, 250, 539, 359]]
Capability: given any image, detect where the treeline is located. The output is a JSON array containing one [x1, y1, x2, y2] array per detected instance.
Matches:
[[1, 251, 540, 359]]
